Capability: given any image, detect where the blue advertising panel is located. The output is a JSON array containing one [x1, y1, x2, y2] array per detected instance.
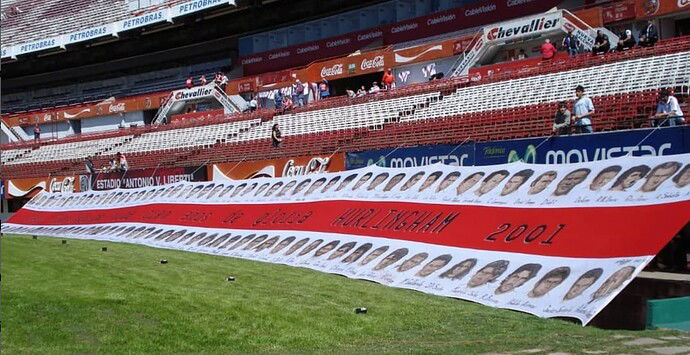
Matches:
[[345, 143, 475, 169], [346, 127, 690, 169], [475, 126, 690, 165]]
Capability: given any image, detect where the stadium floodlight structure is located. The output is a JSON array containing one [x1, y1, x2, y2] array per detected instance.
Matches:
[[152, 83, 248, 124], [449, 9, 618, 77]]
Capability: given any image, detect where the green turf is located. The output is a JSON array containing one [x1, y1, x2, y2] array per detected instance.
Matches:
[[2, 234, 688, 353]]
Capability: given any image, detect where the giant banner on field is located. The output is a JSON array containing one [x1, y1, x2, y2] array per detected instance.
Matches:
[[5, 154, 690, 324]]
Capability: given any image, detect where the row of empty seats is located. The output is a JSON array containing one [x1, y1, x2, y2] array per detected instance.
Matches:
[[1, 0, 186, 47]]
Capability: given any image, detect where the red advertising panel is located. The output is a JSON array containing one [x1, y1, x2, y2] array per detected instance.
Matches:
[[7, 154, 690, 325], [602, 0, 637, 23]]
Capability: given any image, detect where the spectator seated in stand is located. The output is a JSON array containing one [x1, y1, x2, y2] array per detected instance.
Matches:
[[616, 30, 636, 51], [553, 101, 571, 135], [592, 30, 610, 55], [639, 19, 659, 47], [652, 88, 685, 127], [540, 39, 557, 60], [199, 75, 207, 86], [318, 78, 330, 99], [346, 89, 356, 98], [248, 97, 258, 112], [369, 82, 381, 94], [517, 48, 527, 60], [185, 76, 194, 89], [356, 86, 367, 97], [282, 96, 293, 113]]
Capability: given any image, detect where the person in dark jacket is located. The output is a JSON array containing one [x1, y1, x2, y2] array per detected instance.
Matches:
[[639, 20, 658, 47]]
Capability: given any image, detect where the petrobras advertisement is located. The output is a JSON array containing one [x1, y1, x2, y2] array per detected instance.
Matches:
[[346, 127, 690, 169], [170, 0, 234, 18], [6, 154, 690, 325]]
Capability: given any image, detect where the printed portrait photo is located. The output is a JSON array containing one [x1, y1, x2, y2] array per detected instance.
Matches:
[[609, 165, 650, 192], [563, 268, 603, 301], [553, 168, 590, 196], [415, 254, 452, 277], [467, 260, 509, 288], [527, 267, 570, 298], [589, 166, 621, 191], [494, 263, 541, 295], [640, 162, 681, 192]]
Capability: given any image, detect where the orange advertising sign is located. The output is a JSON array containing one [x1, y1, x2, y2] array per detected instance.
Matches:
[[2, 91, 170, 127], [4, 175, 81, 199], [306, 49, 392, 82], [209, 154, 346, 181], [394, 39, 457, 65]]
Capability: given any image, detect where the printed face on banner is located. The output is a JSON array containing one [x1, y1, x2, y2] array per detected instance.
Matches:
[[9, 153, 690, 325]]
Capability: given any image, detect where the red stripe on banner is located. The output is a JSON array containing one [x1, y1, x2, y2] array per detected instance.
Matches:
[[8, 200, 689, 258]]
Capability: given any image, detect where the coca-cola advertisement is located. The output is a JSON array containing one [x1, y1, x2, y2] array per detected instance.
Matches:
[[209, 154, 346, 180], [85, 167, 207, 191], [307, 50, 390, 82]]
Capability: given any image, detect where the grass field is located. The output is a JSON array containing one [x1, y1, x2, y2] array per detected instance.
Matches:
[[2, 234, 689, 353]]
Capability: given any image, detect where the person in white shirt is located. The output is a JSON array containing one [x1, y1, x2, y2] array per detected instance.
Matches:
[[653, 89, 685, 127], [572, 85, 595, 134], [369, 81, 381, 94]]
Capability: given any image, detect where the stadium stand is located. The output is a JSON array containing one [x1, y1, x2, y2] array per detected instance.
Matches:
[[0, 0, 186, 47], [2, 45, 688, 179]]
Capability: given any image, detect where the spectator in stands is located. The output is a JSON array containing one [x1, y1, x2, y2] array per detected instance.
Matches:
[[293, 80, 305, 107], [33, 124, 40, 140], [271, 124, 282, 148], [318, 78, 330, 99], [639, 19, 659, 47], [85, 157, 96, 175], [382, 68, 395, 90], [185, 76, 194, 89], [572, 85, 595, 134], [616, 29, 636, 51], [356, 86, 367, 97], [346, 89, 356, 98], [214, 72, 222, 85], [282, 96, 293, 112], [199, 75, 207, 86], [553, 101, 571, 135], [248, 96, 258, 111], [108, 159, 117, 172], [369, 82, 381, 94], [116, 152, 129, 172], [540, 39, 557, 60], [592, 30, 610, 55], [653, 88, 685, 127], [562, 31, 579, 56], [220, 73, 228, 91], [516, 49, 527, 60], [274, 90, 283, 110]]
